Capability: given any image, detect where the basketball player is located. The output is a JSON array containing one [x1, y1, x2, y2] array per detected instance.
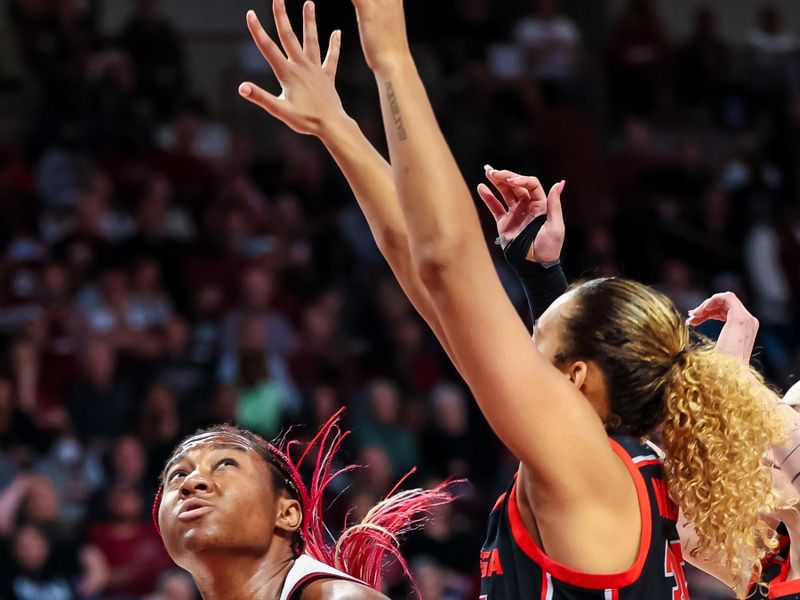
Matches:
[[235, 1, 786, 597], [481, 173, 800, 599], [154, 413, 454, 599]]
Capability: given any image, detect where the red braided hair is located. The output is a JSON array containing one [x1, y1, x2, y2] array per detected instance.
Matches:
[[152, 408, 458, 592]]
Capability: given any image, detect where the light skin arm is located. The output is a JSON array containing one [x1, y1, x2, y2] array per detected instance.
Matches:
[[681, 292, 792, 587], [348, 0, 629, 515], [237, 1, 457, 362]]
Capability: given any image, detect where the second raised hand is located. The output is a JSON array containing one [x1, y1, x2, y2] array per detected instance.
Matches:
[[477, 167, 565, 263], [238, 0, 346, 137]]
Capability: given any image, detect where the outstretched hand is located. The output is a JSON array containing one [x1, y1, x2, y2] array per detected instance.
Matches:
[[477, 166, 565, 264], [687, 292, 759, 365], [238, 0, 345, 137]]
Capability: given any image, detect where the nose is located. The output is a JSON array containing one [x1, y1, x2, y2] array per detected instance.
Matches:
[[179, 471, 215, 497]]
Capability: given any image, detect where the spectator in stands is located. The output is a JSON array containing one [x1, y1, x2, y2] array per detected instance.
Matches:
[[89, 482, 173, 597], [0, 522, 108, 600], [35, 435, 104, 530], [421, 384, 474, 480], [512, 0, 583, 105], [676, 7, 729, 116], [67, 339, 133, 441], [150, 315, 211, 412], [138, 384, 183, 484], [607, 0, 670, 118], [219, 266, 297, 379], [354, 379, 419, 478], [118, 0, 186, 118], [747, 5, 798, 103]]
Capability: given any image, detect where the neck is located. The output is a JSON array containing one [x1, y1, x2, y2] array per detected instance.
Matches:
[[190, 546, 296, 600]]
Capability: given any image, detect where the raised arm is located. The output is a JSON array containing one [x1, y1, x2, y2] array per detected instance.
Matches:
[[236, 1, 455, 359], [681, 292, 798, 589], [348, 0, 628, 500]]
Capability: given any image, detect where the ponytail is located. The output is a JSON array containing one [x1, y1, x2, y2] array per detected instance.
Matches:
[[661, 344, 785, 597], [289, 409, 456, 592]]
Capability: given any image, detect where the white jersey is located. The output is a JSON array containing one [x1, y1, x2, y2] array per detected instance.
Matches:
[[279, 554, 365, 600]]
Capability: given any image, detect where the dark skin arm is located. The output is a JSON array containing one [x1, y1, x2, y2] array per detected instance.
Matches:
[[299, 578, 390, 599]]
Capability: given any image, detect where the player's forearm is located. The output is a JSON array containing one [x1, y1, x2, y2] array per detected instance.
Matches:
[[373, 59, 493, 283], [321, 114, 457, 361], [322, 116, 409, 254], [772, 404, 800, 496]]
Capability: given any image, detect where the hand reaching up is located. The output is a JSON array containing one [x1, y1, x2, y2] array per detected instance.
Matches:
[[477, 166, 565, 264], [687, 292, 759, 365], [238, 0, 346, 137]]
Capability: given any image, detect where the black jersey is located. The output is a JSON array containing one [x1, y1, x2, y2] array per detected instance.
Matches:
[[479, 437, 689, 599]]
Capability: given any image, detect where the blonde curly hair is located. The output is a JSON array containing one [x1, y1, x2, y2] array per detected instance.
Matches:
[[662, 348, 785, 597], [558, 278, 785, 598]]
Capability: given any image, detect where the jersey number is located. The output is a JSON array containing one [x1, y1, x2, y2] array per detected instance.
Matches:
[[665, 540, 690, 600]]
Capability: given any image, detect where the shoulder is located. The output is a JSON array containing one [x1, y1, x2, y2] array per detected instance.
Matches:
[[298, 578, 389, 600]]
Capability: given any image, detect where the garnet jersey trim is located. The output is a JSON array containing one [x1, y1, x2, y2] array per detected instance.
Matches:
[[507, 439, 652, 589]]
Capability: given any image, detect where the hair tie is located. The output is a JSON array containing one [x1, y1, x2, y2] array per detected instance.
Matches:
[[671, 348, 689, 367]]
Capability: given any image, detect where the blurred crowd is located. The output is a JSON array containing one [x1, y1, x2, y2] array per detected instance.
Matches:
[[0, 0, 798, 599]]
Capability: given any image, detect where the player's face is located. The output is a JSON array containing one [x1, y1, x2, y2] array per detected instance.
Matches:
[[157, 432, 297, 567], [532, 291, 608, 414]]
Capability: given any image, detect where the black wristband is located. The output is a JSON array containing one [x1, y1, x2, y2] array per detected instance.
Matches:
[[503, 216, 568, 321]]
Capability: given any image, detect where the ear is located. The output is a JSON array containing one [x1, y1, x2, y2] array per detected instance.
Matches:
[[565, 360, 589, 391], [274, 496, 302, 534]]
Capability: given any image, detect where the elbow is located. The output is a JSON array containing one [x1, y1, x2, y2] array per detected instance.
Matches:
[[377, 226, 409, 257], [413, 240, 460, 289]]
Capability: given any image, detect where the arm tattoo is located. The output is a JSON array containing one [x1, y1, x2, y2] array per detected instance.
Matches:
[[385, 82, 408, 141]]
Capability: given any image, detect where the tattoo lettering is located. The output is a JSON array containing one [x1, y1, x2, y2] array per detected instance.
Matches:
[[385, 82, 407, 141]]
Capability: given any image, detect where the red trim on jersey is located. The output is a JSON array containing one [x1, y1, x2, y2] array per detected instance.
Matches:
[[633, 459, 661, 469], [768, 554, 800, 599], [506, 438, 652, 589], [492, 492, 508, 513], [607, 589, 620, 600], [770, 578, 800, 598]]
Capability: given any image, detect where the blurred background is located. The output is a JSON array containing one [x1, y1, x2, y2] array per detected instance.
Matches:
[[0, 0, 798, 598]]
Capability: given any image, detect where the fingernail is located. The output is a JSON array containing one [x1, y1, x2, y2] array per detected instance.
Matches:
[[308, 1, 315, 13], [484, 164, 493, 172], [239, 83, 253, 97], [247, 9, 255, 19], [557, 180, 566, 194]]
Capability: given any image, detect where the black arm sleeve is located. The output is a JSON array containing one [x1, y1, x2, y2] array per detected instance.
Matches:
[[502, 216, 568, 322]]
